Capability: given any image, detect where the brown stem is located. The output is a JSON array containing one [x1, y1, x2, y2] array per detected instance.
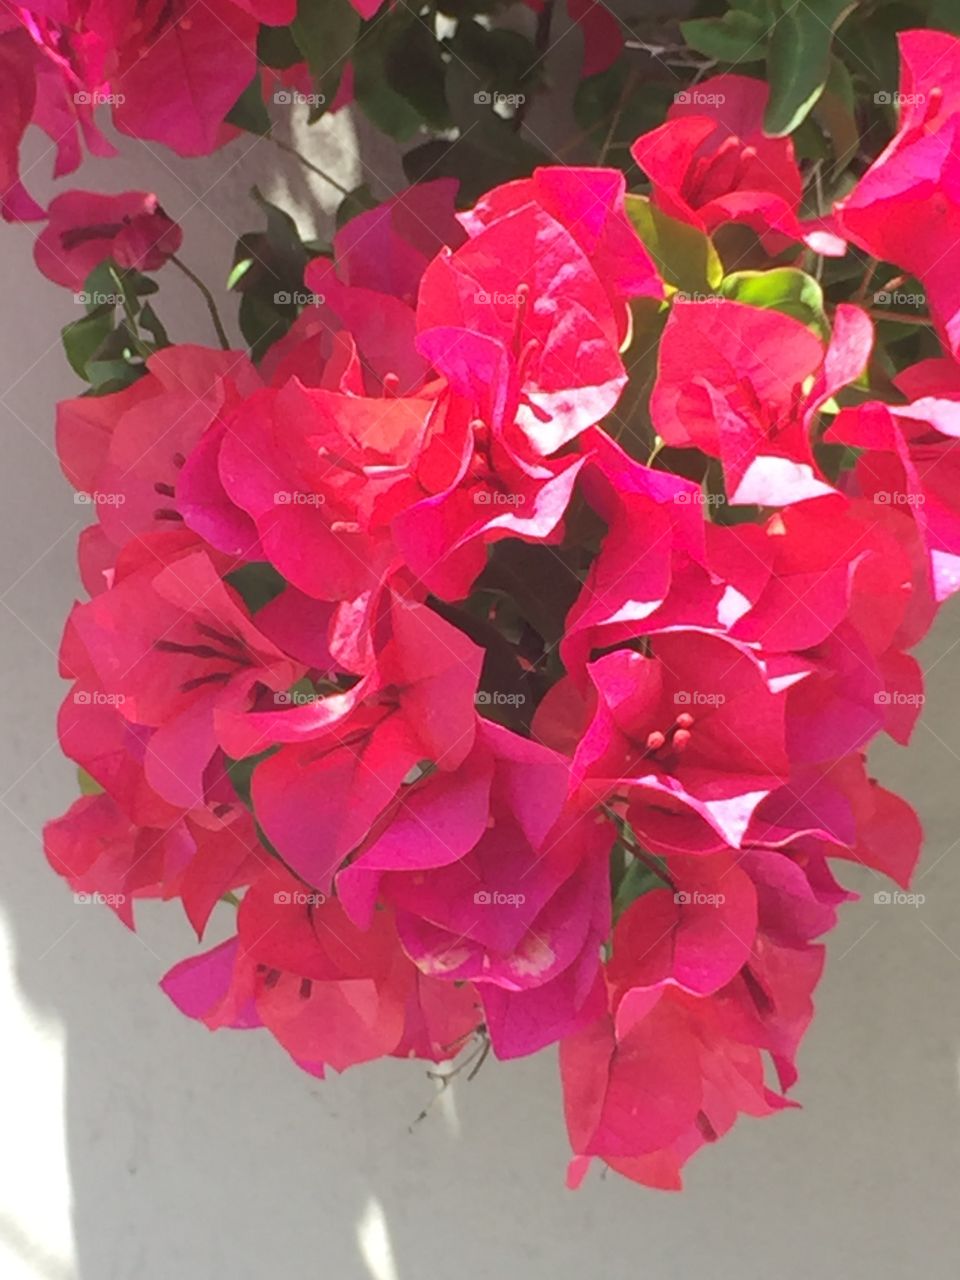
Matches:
[[171, 256, 230, 350]]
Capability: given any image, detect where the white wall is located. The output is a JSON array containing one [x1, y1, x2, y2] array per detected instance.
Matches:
[[1, 100, 959, 1280]]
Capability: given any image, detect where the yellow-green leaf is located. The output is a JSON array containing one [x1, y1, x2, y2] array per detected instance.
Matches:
[[625, 194, 723, 297]]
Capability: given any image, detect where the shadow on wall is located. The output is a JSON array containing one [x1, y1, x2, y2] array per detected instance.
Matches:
[[1, 31, 960, 1277]]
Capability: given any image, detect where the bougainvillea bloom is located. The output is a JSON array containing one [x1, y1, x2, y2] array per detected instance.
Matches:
[[631, 74, 842, 254], [651, 298, 873, 505], [38, 23, 957, 1195], [35, 191, 182, 288], [837, 31, 960, 358]]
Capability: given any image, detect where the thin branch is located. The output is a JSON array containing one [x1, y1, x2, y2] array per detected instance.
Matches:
[[171, 255, 231, 351], [270, 136, 351, 196]]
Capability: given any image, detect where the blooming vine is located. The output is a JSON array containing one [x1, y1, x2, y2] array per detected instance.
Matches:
[[19, 16, 960, 1188]]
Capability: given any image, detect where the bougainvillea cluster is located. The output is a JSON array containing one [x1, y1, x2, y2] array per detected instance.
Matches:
[[36, 27, 960, 1188]]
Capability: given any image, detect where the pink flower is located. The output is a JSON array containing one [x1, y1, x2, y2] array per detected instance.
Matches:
[[651, 298, 873, 506], [632, 74, 844, 255], [558, 429, 718, 676], [35, 190, 182, 288], [335, 719, 611, 1058], [392, 388, 586, 601], [44, 791, 265, 936], [219, 597, 483, 891], [66, 539, 303, 808], [57, 345, 259, 562], [539, 628, 793, 852], [608, 853, 758, 997], [416, 201, 626, 456], [459, 166, 662, 338], [560, 840, 830, 1189], [827, 357, 960, 602], [162, 866, 481, 1074], [837, 32, 960, 357]]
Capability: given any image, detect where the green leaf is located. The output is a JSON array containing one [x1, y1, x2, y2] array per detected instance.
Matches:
[[239, 291, 291, 364], [475, 541, 583, 648], [138, 302, 169, 348], [720, 267, 828, 336], [403, 117, 546, 205], [764, 0, 859, 137], [624, 194, 723, 296], [446, 19, 539, 101], [227, 257, 254, 291], [335, 184, 380, 231], [61, 304, 116, 380], [573, 63, 673, 170], [87, 357, 145, 393], [227, 76, 272, 136], [225, 562, 286, 612], [291, 0, 359, 116], [383, 15, 451, 131], [352, 10, 430, 141], [928, 0, 960, 35], [79, 260, 124, 310], [681, 11, 769, 63], [226, 748, 278, 807], [258, 24, 302, 69], [251, 186, 309, 284], [811, 54, 858, 172], [77, 767, 103, 796], [612, 854, 669, 922]]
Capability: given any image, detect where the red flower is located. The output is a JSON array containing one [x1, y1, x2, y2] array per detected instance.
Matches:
[[459, 166, 662, 339], [837, 32, 960, 357], [220, 597, 483, 891], [828, 357, 960, 602], [35, 190, 182, 288], [417, 202, 626, 456], [559, 841, 830, 1189], [632, 74, 843, 255], [57, 345, 259, 565], [651, 298, 873, 506], [162, 866, 481, 1075], [67, 539, 303, 808], [539, 629, 792, 852]]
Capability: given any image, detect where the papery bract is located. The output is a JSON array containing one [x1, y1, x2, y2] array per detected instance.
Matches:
[[35, 190, 182, 288], [651, 298, 872, 506]]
